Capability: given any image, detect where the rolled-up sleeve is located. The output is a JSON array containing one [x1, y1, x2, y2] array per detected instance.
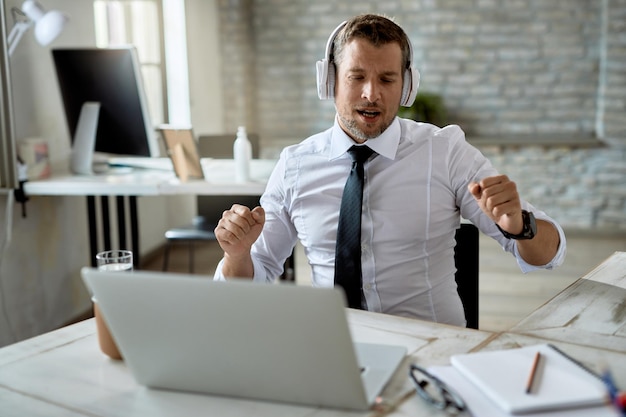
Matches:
[[514, 211, 567, 273], [213, 257, 270, 282]]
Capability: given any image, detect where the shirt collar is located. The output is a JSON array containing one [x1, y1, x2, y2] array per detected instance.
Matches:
[[329, 116, 401, 161]]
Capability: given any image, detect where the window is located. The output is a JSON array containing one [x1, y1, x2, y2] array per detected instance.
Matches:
[[94, 0, 191, 128]]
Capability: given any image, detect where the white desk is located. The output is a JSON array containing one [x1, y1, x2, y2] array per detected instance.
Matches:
[[23, 159, 277, 267], [22, 169, 169, 196], [159, 159, 274, 195], [24, 159, 275, 196], [0, 310, 492, 417], [510, 250, 626, 351], [1, 252, 624, 416]]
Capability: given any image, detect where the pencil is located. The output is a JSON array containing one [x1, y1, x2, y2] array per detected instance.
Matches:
[[526, 351, 542, 394]]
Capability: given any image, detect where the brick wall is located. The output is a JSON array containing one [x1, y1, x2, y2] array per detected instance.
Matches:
[[216, 0, 626, 231]]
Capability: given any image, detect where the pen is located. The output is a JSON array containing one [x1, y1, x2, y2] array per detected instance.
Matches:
[[525, 351, 542, 394], [602, 369, 626, 416]]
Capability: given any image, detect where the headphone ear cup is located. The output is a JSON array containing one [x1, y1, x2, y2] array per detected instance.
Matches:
[[326, 62, 336, 99], [400, 69, 411, 106], [317, 21, 346, 101], [400, 67, 420, 107], [316, 59, 336, 100], [316, 59, 329, 100]]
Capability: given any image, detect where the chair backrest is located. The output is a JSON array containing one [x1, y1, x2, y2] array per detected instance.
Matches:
[[195, 134, 261, 222], [453, 223, 479, 329], [197, 133, 260, 159], [196, 194, 261, 222]]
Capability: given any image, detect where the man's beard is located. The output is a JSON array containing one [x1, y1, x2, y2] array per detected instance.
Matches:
[[337, 112, 392, 142]]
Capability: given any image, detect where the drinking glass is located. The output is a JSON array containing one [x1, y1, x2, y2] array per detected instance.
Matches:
[[94, 250, 133, 360], [96, 250, 133, 272]]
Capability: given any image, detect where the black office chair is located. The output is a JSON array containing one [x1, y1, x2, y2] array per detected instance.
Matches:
[[453, 223, 480, 329], [161, 134, 296, 280]]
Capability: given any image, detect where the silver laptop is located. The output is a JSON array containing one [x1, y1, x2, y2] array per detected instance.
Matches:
[[81, 267, 406, 411]]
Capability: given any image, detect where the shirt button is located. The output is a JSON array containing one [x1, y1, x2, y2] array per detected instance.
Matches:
[[363, 284, 371, 290]]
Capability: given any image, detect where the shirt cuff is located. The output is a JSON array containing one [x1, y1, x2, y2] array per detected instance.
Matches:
[[212, 257, 270, 282], [514, 218, 567, 273]]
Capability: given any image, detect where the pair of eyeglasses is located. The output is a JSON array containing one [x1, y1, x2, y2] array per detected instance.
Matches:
[[409, 364, 471, 415]]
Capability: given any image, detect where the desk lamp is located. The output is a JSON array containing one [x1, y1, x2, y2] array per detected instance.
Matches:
[[7, 0, 68, 56]]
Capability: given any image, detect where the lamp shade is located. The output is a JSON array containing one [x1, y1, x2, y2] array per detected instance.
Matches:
[[21, 0, 68, 46], [33, 9, 67, 45]]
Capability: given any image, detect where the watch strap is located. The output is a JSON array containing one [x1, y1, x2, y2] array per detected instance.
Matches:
[[496, 210, 537, 240]]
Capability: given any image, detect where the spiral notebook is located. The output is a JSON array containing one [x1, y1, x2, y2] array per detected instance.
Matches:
[[450, 344, 608, 414]]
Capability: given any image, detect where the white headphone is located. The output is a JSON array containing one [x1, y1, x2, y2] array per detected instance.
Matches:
[[316, 20, 420, 107]]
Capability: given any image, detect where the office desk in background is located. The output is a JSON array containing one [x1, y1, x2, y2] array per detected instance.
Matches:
[[23, 159, 276, 268], [0, 252, 624, 416]]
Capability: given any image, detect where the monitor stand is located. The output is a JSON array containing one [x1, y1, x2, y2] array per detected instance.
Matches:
[[70, 102, 101, 175]]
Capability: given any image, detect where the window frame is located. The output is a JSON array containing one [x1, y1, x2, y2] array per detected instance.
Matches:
[[93, 0, 169, 126]]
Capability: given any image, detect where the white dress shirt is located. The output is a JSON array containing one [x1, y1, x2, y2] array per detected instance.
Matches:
[[214, 117, 566, 326]]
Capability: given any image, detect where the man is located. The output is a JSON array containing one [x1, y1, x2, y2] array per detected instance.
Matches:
[[214, 14, 565, 327]]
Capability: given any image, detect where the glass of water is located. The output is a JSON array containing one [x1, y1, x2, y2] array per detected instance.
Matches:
[[94, 249, 133, 360], [96, 250, 133, 271]]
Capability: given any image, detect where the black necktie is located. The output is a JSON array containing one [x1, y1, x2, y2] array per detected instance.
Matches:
[[334, 145, 375, 309]]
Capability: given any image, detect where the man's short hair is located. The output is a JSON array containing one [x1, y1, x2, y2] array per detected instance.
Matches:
[[332, 14, 411, 72]]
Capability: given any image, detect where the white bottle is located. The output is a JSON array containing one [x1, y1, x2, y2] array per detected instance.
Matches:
[[233, 126, 252, 183]]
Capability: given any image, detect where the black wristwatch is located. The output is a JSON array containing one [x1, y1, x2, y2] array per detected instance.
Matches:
[[496, 210, 537, 240]]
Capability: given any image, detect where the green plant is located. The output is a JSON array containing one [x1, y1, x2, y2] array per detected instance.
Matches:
[[397, 92, 447, 126]]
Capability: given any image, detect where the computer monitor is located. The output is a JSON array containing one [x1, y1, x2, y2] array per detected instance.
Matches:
[[52, 46, 160, 174]]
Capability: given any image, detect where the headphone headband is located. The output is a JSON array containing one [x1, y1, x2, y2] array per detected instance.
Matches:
[[324, 21, 346, 65]]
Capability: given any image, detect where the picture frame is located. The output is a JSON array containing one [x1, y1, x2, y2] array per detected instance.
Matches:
[[158, 125, 204, 181]]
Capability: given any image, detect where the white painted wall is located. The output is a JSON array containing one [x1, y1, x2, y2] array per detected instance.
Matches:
[[0, 0, 222, 346]]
